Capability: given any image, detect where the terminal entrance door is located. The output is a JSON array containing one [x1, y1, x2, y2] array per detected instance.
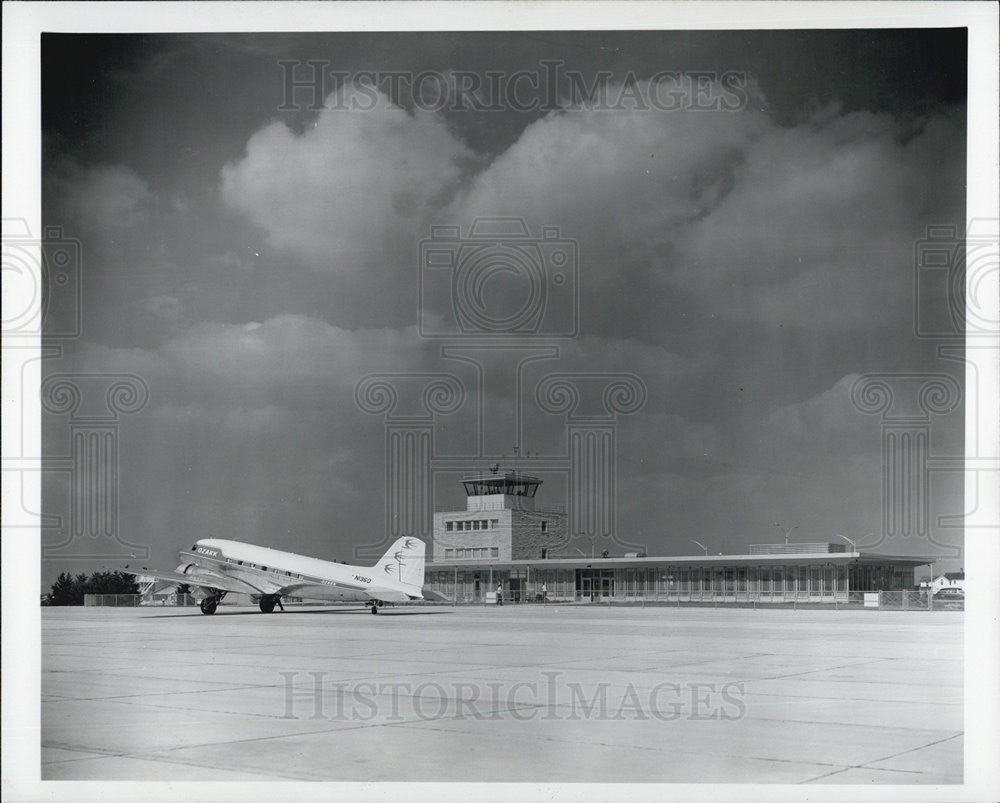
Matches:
[[578, 570, 614, 602]]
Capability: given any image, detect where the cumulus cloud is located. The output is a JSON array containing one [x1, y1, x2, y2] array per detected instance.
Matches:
[[76, 314, 435, 410], [219, 78, 963, 336], [449, 82, 769, 279], [753, 374, 882, 472], [674, 108, 965, 328], [144, 294, 185, 324], [51, 163, 153, 231], [441, 88, 963, 331], [220, 85, 477, 270]]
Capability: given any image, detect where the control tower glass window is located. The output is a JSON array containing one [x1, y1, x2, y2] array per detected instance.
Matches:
[[462, 472, 540, 498]]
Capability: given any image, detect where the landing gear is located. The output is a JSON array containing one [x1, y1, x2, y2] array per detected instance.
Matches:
[[199, 597, 218, 615], [370, 599, 384, 615], [259, 594, 279, 613]]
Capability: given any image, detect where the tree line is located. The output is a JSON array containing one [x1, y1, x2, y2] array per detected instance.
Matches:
[[46, 571, 141, 605]]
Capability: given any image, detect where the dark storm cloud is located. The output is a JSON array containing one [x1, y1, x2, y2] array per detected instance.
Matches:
[[41, 29, 965, 582]]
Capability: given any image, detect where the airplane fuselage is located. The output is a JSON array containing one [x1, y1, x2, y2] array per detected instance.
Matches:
[[180, 538, 422, 603]]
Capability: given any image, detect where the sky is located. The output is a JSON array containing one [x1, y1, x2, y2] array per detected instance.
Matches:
[[39, 29, 968, 586]]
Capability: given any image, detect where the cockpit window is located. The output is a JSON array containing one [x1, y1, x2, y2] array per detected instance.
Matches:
[[192, 543, 198, 550]]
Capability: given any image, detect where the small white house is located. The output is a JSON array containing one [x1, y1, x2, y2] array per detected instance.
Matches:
[[920, 571, 964, 594]]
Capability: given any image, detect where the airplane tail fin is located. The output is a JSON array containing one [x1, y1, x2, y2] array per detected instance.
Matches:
[[373, 537, 425, 591]]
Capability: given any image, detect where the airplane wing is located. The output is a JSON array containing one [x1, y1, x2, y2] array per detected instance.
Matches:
[[124, 566, 263, 596], [274, 580, 422, 603]]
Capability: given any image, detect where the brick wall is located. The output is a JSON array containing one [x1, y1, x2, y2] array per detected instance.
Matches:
[[511, 509, 567, 560], [433, 509, 512, 560]]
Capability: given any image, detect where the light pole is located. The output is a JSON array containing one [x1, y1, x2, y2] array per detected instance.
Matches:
[[832, 535, 857, 603], [689, 539, 709, 556], [834, 533, 857, 552], [775, 523, 798, 545]]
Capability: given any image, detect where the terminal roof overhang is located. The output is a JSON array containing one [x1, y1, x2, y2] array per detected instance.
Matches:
[[429, 552, 933, 569]]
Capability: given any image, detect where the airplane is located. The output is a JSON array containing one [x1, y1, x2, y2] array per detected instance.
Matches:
[[129, 536, 426, 615]]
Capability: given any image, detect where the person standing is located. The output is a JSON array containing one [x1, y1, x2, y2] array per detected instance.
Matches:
[[496, 583, 504, 606], [541, 583, 547, 603]]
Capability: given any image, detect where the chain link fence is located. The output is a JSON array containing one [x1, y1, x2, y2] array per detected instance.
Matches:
[[516, 589, 963, 610], [77, 590, 963, 610], [84, 594, 197, 607]]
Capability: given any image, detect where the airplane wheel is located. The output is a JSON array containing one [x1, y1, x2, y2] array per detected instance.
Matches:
[[200, 598, 218, 615], [370, 604, 379, 615], [259, 595, 276, 614]]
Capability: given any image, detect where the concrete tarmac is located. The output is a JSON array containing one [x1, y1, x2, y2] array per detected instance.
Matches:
[[41, 604, 962, 783]]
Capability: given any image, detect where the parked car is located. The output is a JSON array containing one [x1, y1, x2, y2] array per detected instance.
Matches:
[[934, 588, 964, 599]]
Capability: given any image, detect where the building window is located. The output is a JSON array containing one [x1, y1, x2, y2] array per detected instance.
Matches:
[[541, 521, 547, 532], [446, 522, 453, 531], [491, 519, 499, 528], [445, 549, 454, 559], [491, 547, 499, 558]]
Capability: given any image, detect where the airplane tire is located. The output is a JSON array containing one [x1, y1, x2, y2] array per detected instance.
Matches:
[[200, 598, 218, 615], [370, 604, 378, 615], [259, 595, 276, 614]]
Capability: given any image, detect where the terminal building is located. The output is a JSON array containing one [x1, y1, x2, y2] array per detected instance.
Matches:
[[425, 470, 930, 604]]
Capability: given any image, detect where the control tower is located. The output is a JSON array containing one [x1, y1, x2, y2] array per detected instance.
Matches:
[[433, 468, 566, 562], [461, 470, 541, 512]]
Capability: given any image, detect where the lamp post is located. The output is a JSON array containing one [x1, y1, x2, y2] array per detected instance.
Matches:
[[689, 539, 709, 556], [775, 524, 798, 545], [834, 533, 857, 552]]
